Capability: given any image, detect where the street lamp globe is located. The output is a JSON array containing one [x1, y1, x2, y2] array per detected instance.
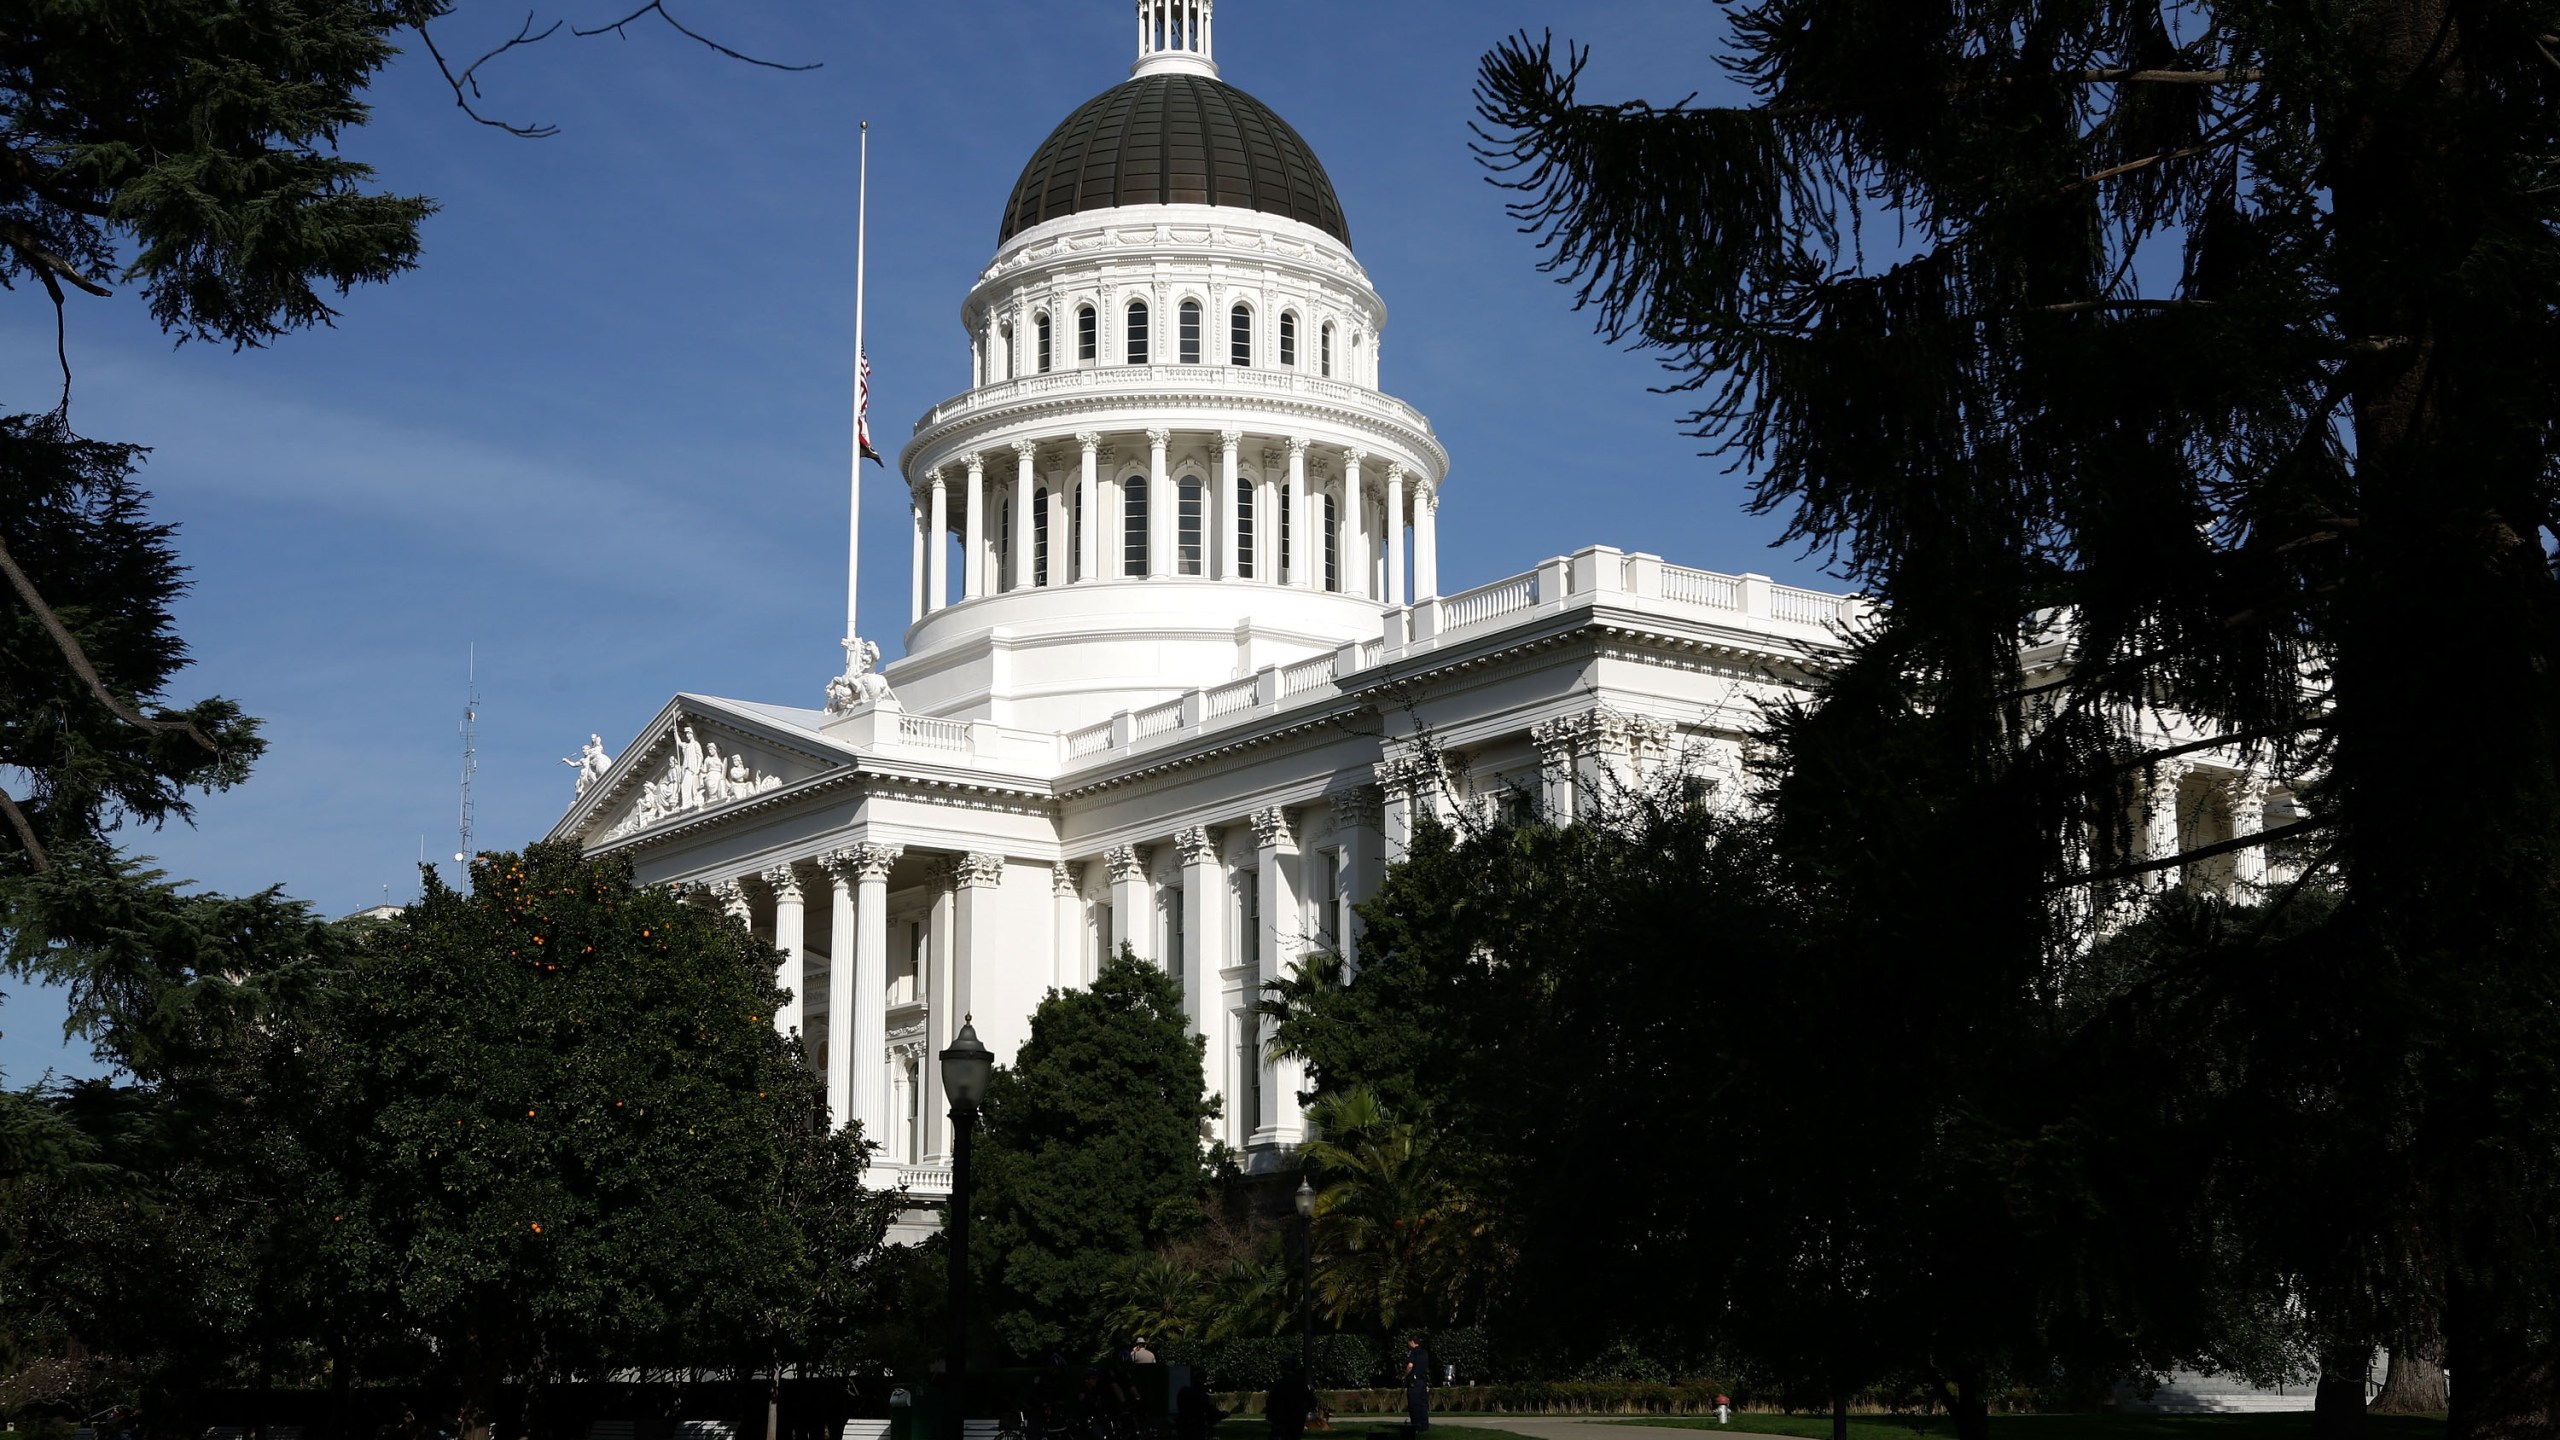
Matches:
[[1295, 1177, 1316, 1220], [941, 1017, 993, 1111]]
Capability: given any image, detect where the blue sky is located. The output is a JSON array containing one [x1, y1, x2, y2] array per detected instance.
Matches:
[[2, 0, 1817, 1083]]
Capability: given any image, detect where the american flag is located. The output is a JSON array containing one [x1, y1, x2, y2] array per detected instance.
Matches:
[[857, 349, 883, 464]]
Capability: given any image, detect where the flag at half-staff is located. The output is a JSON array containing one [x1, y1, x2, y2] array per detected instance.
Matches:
[[858, 349, 882, 465]]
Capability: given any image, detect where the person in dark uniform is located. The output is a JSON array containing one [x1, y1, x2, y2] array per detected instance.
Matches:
[[1266, 1358, 1310, 1440], [1403, 1337, 1434, 1431]]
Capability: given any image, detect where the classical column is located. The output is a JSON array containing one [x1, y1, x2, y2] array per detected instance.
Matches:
[[1286, 438, 1313, 589], [822, 854, 858, 1129], [1076, 432, 1102, 584], [1046, 468, 1071, 588], [1106, 844, 1150, 962], [2225, 775, 2267, 892], [763, 865, 808, 1044], [1219, 429, 1244, 581], [1176, 827, 1223, 1038], [2140, 763, 2190, 891], [1250, 808, 1305, 1150], [1052, 862, 1084, 989], [709, 877, 752, 926], [962, 452, 987, 600], [1011, 442, 1037, 593], [1415, 478, 1441, 599], [1147, 427, 1173, 579], [926, 470, 950, 613], [1531, 718, 1578, 823], [923, 863, 956, 1159], [909, 490, 927, 624], [1385, 463, 1409, 607], [1373, 758, 1417, 864], [953, 853, 1002, 1050], [1340, 448, 1369, 600], [830, 845, 901, 1141], [1329, 790, 1380, 977], [1258, 447, 1284, 585], [1577, 711, 1631, 818]]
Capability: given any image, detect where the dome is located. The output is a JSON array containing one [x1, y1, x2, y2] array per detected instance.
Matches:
[[998, 74, 1350, 247]]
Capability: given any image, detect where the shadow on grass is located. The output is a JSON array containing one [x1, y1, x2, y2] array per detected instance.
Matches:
[[1597, 1415, 2449, 1440]]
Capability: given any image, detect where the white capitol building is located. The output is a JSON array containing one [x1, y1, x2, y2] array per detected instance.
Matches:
[[549, 0, 2295, 1213]]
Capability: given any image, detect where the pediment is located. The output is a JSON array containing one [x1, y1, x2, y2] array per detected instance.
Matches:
[[559, 699, 847, 848]]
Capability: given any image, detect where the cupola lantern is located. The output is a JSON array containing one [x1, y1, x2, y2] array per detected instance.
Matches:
[[1134, 0, 1218, 79]]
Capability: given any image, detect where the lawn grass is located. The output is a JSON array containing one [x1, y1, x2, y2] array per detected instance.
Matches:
[[1214, 1420, 1550, 1440], [1603, 1414, 2447, 1440]]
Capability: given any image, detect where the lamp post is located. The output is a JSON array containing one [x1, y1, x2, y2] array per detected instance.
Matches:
[[1294, 1177, 1317, 1379], [941, 1017, 993, 1440]]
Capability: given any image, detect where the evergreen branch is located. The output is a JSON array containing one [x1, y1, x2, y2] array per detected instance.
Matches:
[[2108, 716, 2334, 773], [410, 15, 562, 138], [2055, 814, 2333, 889], [0, 785, 51, 873], [572, 3, 821, 71], [0, 533, 223, 757], [2036, 298, 2218, 315], [2079, 68, 2265, 85], [0, 220, 115, 298]]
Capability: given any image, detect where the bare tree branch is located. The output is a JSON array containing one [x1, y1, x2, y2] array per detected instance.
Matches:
[[2080, 67, 2266, 85], [410, 14, 563, 138], [0, 785, 50, 873], [572, 2, 821, 71], [0, 220, 115, 298], [0, 533, 223, 756], [2109, 716, 2334, 774], [2037, 297, 2218, 315]]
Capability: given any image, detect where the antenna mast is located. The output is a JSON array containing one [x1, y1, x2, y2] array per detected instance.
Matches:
[[456, 647, 478, 870]]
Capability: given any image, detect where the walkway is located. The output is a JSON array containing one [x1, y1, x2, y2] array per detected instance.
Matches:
[[1438, 1418, 1723, 1440]]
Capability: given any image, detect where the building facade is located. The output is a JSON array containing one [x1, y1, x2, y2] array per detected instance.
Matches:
[[547, 1, 2295, 1208]]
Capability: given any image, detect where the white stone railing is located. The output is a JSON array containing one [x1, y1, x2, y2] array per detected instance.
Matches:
[[1356, 639, 1385, 670], [1662, 563, 1743, 611], [1133, 698, 1185, 738], [1772, 584, 1846, 627], [1441, 571, 1541, 633], [1206, 675, 1259, 718], [1065, 721, 1114, 758], [900, 1164, 953, 1195], [897, 713, 969, 751], [1281, 653, 1337, 696], [910, 363, 1438, 441]]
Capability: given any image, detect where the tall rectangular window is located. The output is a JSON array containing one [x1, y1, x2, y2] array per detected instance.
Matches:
[[1179, 300, 1203, 364], [1235, 872, 1260, 969], [996, 500, 1011, 590], [1280, 482, 1295, 585], [1178, 479, 1205, 576], [1036, 313, 1053, 373], [1319, 850, 1342, 951], [1123, 480, 1149, 577], [1323, 492, 1340, 592], [1032, 486, 1050, 587], [1320, 324, 1334, 377], [1236, 485, 1257, 580], [1231, 305, 1253, 366], [1070, 485, 1084, 581], [1127, 302, 1150, 365], [1236, 1019, 1261, 1140], [1078, 306, 1098, 363], [1280, 312, 1298, 368]]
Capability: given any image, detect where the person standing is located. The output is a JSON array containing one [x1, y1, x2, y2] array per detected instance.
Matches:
[[1403, 1337, 1434, 1432], [1716, 1396, 1732, 1426]]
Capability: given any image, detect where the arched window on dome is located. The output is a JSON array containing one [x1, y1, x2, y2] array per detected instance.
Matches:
[[1000, 321, 1015, 381], [1123, 477, 1149, 577], [1179, 300, 1203, 365], [1033, 485, 1051, 587], [1126, 301, 1151, 365], [1320, 323, 1335, 378], [1230, 304, 1253, 367], [1035, 312, 1053, 374], [1178, 477, 1205, 575], [1235, 482, 1257, 580], [1077, 305, 1098, 364], [1279, 312, 1298, 368], [1322, 492, 1340, 592]]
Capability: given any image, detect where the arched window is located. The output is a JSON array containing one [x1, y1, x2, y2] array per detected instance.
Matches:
[[1123, 478, 1149, 577], [1322, 492, 1340, 592], [1035, 313, 1053, 374], [1000, 321, 1015, 380], [1279, 481, 1295, 585], [1179, 300, 1203, 364], [1178, 478, 1205, 575], [1279, 312, 1298, 368], [1033, 485, 1051, 587], [1126, 301, 1151, 365], [1230, 304, 1253, 366], [1235, 482, 1257, 580], [1320, 322, 1335, 378], [1077, 305, 1098, 363]]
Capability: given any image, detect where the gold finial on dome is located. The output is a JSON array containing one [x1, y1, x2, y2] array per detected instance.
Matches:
[[1133, 0, 1219, 80]]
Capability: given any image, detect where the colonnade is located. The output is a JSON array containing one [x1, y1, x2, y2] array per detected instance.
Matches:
[[908, 431, 1440, 622]]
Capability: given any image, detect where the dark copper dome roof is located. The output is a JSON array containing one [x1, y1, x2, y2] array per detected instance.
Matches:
[[999, 74, 1350, 246]]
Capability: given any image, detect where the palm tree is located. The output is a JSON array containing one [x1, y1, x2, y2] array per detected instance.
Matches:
[[1299, 1087, 1499, 1339], [1101, 1254, 1213, 1345]]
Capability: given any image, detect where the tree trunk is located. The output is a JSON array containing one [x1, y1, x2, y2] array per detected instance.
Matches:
[[1832, 1393, 1849, 1440], [2315, 1344, 2374, 1440], [2372, 1337, 2451, 1414], [1951, 1377, 1989, 1440]]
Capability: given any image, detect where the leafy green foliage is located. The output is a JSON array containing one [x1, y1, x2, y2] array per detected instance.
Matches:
[[971, 948, 1220, 1359], [1300, 1087, 1497, 1339]]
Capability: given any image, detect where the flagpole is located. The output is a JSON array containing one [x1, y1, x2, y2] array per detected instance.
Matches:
[[846, 120, 870, 660]]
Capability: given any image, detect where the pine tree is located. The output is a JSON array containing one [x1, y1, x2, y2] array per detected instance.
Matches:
[[1475, 6, 2560, 1437]]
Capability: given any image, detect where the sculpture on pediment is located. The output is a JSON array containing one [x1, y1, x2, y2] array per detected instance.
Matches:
[[562, 734, 611, 796], [600, 721, 796, 842], [826, 637, 896, 717]]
